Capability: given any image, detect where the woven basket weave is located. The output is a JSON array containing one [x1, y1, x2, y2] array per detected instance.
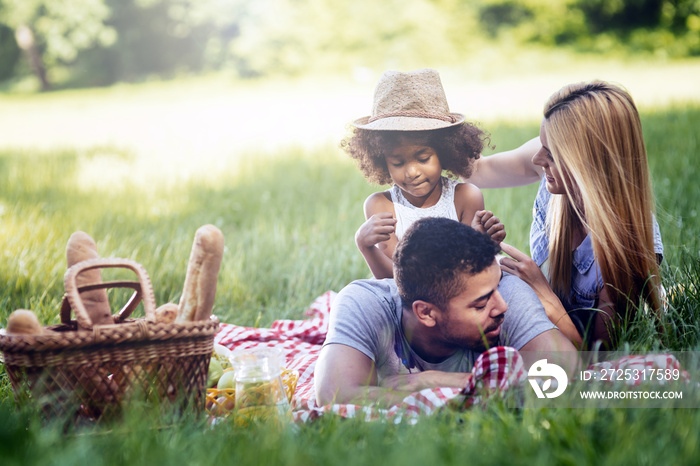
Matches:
[[0, 258, 219, 422]]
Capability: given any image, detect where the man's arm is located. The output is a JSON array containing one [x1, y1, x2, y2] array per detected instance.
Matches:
[[518, 329, 581, 379], [314, 343, 471, 407]]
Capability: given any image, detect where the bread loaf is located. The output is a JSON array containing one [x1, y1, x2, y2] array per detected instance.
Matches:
[[155, 303, 178, 324], [177, 225, 224, 322], [6, 309, 43, 335], [66, 231, 113, 328]]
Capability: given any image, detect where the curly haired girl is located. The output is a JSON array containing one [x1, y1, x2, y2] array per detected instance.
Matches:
[[342, 69, 506, 279]]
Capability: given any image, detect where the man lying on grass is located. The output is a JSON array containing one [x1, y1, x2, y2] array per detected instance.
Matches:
[[315, 217, 578, 406]]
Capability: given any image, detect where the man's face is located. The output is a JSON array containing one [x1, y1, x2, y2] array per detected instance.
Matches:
[[433, 261, 508, 353]]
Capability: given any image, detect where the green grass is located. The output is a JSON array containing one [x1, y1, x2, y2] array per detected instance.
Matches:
[[1, 393, 699, 466], [0, 145, 374, 327], [1, 84, 699, 464]]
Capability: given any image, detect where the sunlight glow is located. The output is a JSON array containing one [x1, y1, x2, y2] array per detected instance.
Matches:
[[1, 60, 699, 190]]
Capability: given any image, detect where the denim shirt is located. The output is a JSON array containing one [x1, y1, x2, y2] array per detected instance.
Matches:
[[529, 175, 664, 312]]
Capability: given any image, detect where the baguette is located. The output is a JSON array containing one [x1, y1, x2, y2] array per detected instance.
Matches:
[[66, 231, 113, 328], [177, 225, 224, 322], [64, 233, 120, 405]]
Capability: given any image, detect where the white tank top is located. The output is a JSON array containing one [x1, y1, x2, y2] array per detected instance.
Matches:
[[389, 176, 460, 239]]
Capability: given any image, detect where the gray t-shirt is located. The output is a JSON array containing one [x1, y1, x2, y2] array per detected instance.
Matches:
[[324, 273, 556, 382]]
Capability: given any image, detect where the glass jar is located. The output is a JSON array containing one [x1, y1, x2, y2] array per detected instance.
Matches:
[[230, 348, 291, 424]]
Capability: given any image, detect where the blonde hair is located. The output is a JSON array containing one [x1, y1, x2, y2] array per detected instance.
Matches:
[[543, 80, 661, 316]]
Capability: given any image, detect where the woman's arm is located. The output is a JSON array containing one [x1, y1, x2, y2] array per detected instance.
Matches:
[[498, 243, 584, 348], [355, 192, 398, 279], [467, 137, 544, 188]]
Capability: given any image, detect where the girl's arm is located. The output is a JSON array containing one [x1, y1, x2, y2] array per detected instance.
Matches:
[[466, 137, 544, 188], [355, 192, 398, 279], [498, 243, 584, 348], [454, 182, 485, 225]]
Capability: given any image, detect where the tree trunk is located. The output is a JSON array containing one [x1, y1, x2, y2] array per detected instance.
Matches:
[[14, 24, 50, 91]]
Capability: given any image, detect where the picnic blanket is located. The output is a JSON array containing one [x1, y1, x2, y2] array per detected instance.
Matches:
[[214, 291, 690, 422], [215, 291, 527, 422]]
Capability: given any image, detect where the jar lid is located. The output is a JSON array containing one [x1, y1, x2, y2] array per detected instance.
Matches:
[[230, 348, 283, 381]]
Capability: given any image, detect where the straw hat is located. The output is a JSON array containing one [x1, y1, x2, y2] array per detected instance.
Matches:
[[353, 69, 465, 131]]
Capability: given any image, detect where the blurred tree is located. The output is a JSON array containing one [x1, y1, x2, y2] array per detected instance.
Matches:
[[577, 0, 662, 32], [70, 0, 246, 85], [224, 0, 463, 76], [473, 0, 700, 55], [0, 23, 20, 81], [478, 0, 534, 38], [1, 0, 699, 88], [474, 0, 587, 45], [0, 0, 116, 90]]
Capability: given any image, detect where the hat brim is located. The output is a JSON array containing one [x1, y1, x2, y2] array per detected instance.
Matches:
[[352, 113, 465, 131]]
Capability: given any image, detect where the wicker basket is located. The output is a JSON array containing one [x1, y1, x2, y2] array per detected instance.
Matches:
[[0, 258, 219, 422]]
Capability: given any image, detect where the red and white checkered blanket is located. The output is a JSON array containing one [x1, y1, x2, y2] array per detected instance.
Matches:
[[215, 291, 689, 422]]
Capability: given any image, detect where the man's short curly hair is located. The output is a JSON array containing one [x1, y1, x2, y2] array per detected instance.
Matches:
[[394, 217, 501, 310], [340, 123, 490, 185]]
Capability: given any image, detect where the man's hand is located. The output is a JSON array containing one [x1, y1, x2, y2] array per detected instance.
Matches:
[[472, 210, 506, 243]]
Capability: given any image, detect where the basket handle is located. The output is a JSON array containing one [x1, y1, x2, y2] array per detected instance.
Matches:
[[63, 258, 157, 329], [60, 280, 144, 326]]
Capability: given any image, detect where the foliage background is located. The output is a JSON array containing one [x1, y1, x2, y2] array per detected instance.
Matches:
[[1, 0, 700, 89]]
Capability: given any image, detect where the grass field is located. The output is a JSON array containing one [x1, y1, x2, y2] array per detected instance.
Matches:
[[1, 62, 699, 464]]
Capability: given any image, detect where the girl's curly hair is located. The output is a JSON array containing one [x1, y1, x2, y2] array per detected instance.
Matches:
[[340, 123, 490, 185]]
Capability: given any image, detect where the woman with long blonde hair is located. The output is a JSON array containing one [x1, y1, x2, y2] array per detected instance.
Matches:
[[468, 81, 663, 348]]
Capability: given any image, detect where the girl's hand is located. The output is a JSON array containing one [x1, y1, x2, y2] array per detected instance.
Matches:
[[472, 210, 506, 243], [355, 212, 397, 250]]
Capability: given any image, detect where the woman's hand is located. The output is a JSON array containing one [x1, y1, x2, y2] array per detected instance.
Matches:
[[355, 212, 396, 251], [498, 243, 551, 299], [499, 243, 583, 348], [472, 210, 506, 243]]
